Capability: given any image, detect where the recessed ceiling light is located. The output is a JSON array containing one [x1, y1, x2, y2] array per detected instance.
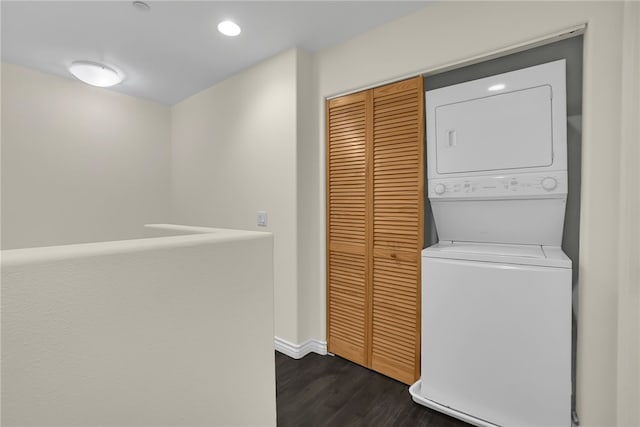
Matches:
[[132, 1, 150, 12], [218, 20, 241, 37], [69, 61, 123, 87], [488, 84, 506, 91]]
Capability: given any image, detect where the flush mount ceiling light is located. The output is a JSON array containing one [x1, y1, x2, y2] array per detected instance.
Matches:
[[488, 83, 506, 92], [218, 20, 241, 37], [69, 61, 123, 87]]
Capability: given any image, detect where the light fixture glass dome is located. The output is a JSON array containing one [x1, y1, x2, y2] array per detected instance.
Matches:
[[218, 20, 241, 37], [69, 61, 123, 87]]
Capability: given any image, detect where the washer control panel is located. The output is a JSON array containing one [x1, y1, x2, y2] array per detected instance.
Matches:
[[429, 172, 567, 199]]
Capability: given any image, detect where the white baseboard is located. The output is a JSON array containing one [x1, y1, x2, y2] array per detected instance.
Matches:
[[274, 336, 327, 359]]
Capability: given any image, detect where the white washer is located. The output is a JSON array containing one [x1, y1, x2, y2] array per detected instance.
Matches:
[[410, 60, 573, 427], [412, 243, 571, 427]]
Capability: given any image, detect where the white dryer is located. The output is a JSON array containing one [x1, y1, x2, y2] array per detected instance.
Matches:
[[409, 60, 572, 427]]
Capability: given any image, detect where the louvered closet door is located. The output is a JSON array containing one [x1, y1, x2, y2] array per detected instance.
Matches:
[[326, 91, 371, 365], [370, 77, 424, 384]]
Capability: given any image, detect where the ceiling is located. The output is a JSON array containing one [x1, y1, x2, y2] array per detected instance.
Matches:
[[1, 1, 431, 105]]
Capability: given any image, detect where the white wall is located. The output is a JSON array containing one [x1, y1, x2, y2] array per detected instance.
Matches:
[[171, 49, 299, 343], [308, 2, 634, 425], [296, 49, 323, 343], [1, 63, 171, 249], [2, 228, 276, 426], [616, 2, 640, 426]]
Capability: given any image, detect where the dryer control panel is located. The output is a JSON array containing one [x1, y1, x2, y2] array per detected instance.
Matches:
[[429, 172, 567, 200]]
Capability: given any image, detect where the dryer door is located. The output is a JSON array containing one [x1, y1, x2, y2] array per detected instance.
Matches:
[[425, 59, 567, 179], [435, 85, 553, 175]]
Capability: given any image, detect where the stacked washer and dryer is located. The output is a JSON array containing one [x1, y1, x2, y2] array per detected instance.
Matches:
[[409, 60, 572, 426]]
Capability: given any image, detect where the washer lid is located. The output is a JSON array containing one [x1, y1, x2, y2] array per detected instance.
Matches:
[[422, 241, 571, 269]]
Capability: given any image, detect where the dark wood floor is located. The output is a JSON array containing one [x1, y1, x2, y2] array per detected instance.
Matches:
[[275, 351, 472, 427]]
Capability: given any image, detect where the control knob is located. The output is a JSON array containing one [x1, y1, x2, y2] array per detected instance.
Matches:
[[541, 177, 558, 191], [434, 183, 446, 195]]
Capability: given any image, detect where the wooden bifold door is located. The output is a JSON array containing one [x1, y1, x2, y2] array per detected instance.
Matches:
[[326, 76, 424, 384]]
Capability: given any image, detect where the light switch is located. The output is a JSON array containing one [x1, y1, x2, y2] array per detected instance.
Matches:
[[257, 211, 267, 227]]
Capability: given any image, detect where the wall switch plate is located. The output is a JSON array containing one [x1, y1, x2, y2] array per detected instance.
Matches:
[[257, 211, 267, 227]]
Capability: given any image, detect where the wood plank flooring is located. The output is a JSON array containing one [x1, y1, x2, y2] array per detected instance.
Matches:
[[276, 351, 472, 427]]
